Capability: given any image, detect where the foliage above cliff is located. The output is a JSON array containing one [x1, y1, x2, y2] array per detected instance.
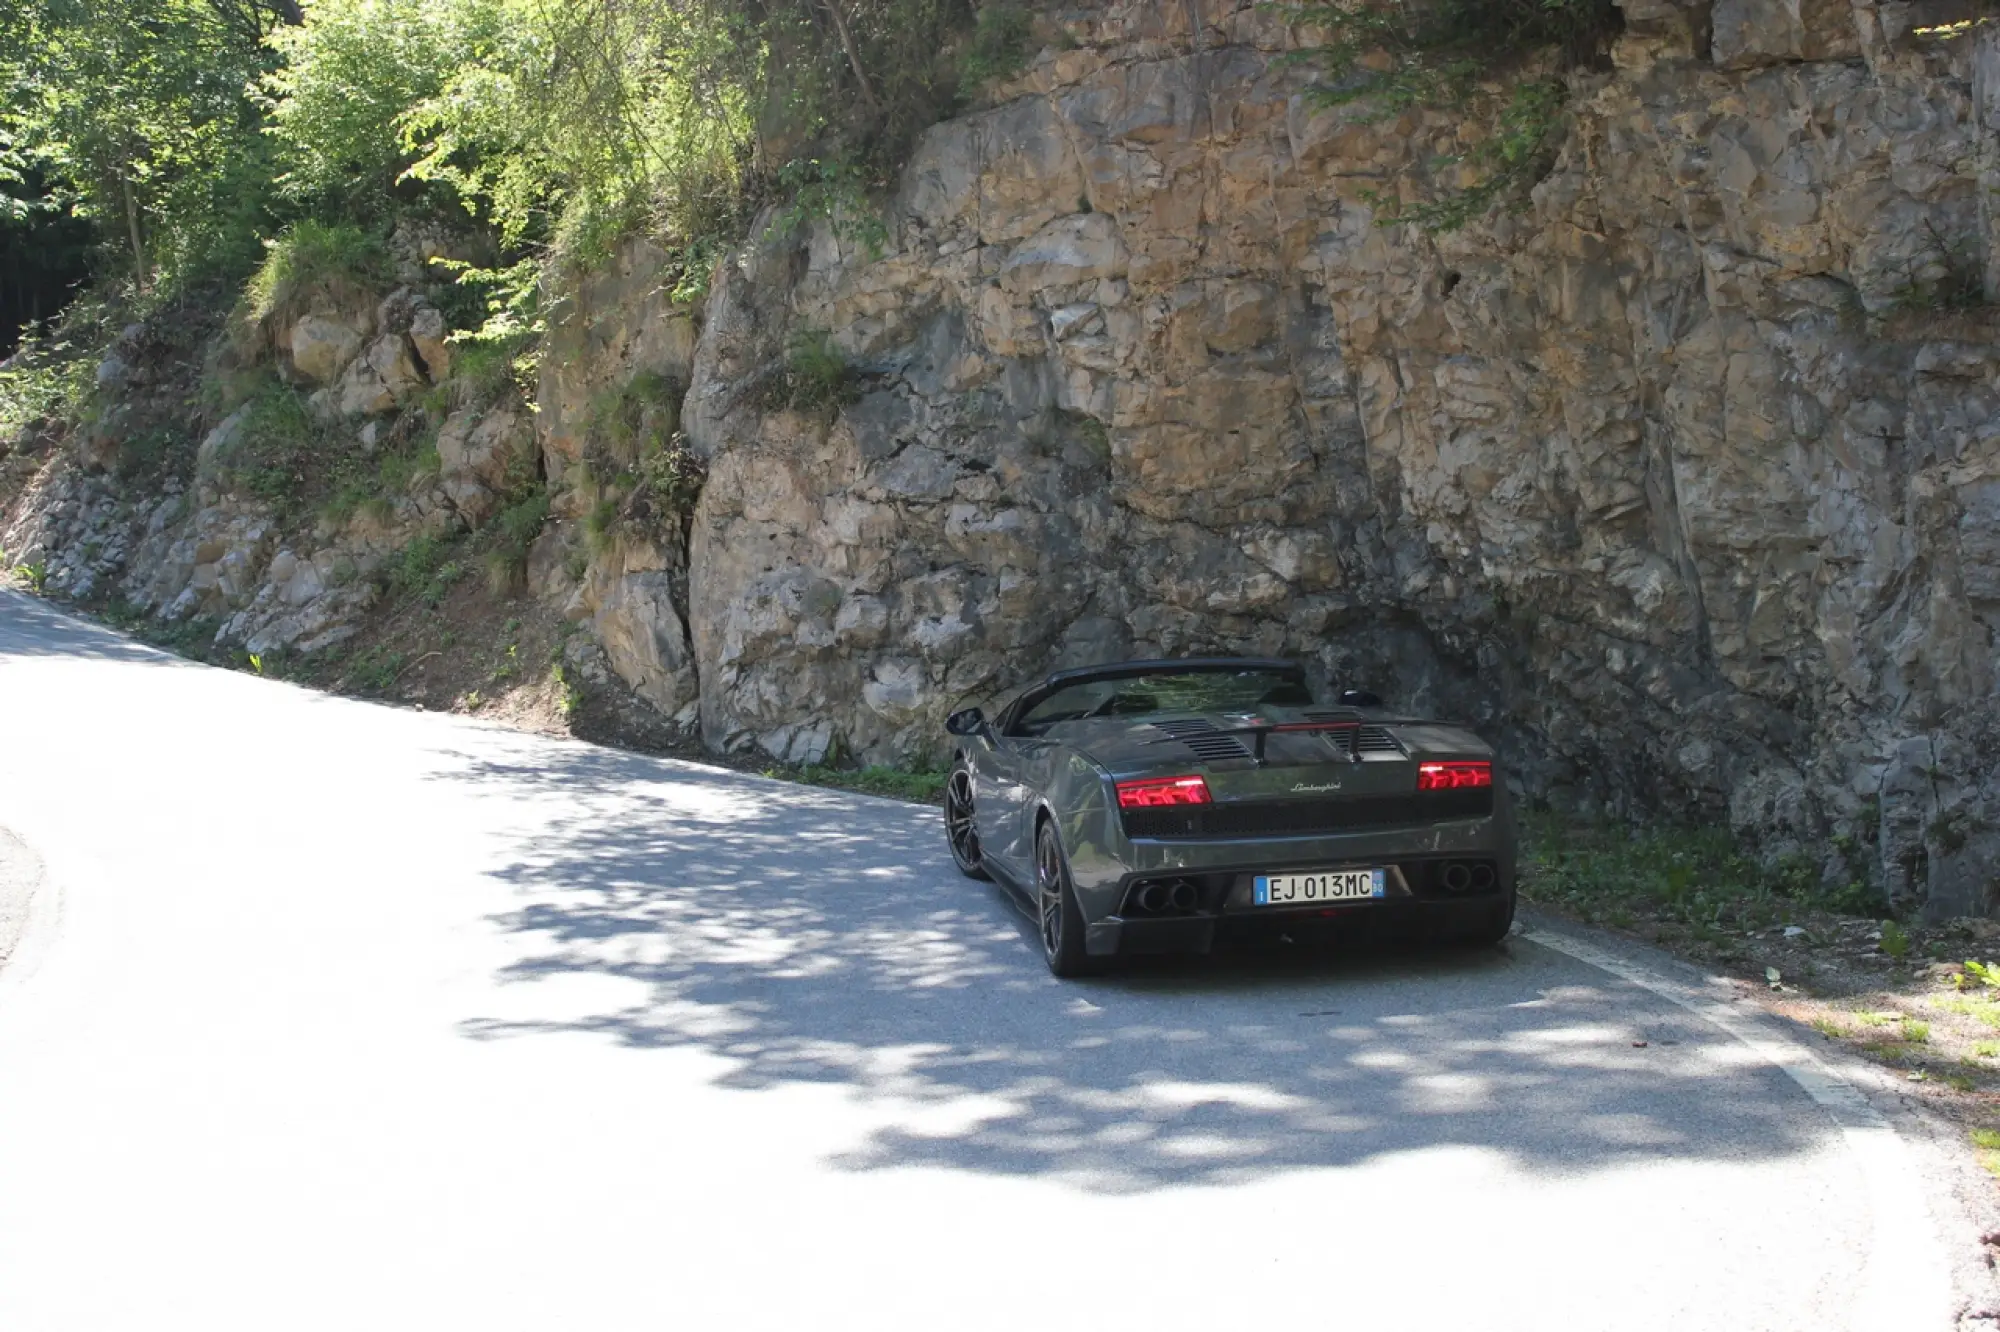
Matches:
[[0, 0, 294, 290], [2, 0, 1015, 325], [1288, 0, 1621, 231]]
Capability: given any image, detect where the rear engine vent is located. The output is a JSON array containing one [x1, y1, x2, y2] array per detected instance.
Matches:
[[1150, 718, 1253, 762], [1353, 726, 1403, 755], [1295, 715, 1404, 758]]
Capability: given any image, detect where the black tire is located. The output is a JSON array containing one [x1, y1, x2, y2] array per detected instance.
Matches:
[[943, 765, 990, 880], [1453, 886, 1517, 947], [1035, 819, 1100, 978]]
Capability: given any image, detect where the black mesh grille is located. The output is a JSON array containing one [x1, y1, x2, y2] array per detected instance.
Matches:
[[1150, 718, 1252, 762], [1354, 726, 1402, 754], [1123, 789, 1493, 839], [1292, 717, 1403, 759]]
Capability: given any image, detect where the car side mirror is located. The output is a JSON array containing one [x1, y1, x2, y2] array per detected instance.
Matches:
[[945, 706, 988, 737], [1339, 689, 1383, 708]]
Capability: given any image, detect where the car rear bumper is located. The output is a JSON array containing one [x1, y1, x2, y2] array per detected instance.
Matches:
[[1082, 892, 1510, 957], [1071, 805, 1516, 957], [1112, 817, 1510, 878]]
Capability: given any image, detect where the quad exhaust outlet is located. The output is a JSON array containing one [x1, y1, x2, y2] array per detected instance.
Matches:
[[1437, 860, 1499, 895], [1128, 878, 1203, 917]]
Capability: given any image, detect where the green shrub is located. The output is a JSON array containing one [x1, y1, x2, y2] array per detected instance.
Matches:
[[227, 385, 336, 509], [638, 433, 706, 515], [1880, 919, 1912, 959], [0, 301, 112, 433], [763, 156, 890, 259], [1284, 0, 1620, 232], [262, 0, 510, 220], [960, 5, 1034, 87], [386, 532, 465, 606], [483, 486, 550, 594], [772, 328, 860, 414], [582, 495, 624, 554]]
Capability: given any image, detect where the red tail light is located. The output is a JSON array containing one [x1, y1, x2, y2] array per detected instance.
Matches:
[[1417, 762, 1492, 791], [1116, 776, 1212, 809]]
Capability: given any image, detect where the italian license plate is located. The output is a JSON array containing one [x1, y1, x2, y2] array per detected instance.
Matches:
[[1254, 869, 1386, 906]]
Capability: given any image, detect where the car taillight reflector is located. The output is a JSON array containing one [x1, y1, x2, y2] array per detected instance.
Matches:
[[1116, 776, 1212, 809], [1417, 762, 1492, 791]]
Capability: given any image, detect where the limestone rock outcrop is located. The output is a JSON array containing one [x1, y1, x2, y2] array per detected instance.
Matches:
[[665, 0, 2000, 916]]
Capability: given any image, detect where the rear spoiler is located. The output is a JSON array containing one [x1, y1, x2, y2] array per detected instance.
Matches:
[[1147, 714, 1437, 764]]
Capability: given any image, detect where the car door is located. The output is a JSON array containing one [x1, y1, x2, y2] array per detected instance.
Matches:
[[975, 728, 1035, 879]]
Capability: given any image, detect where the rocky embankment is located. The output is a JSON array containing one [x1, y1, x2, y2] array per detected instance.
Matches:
[[7, 0, 2000, 918]]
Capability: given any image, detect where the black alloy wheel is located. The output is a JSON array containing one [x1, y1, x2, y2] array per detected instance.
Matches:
[[1035, 820, 1096, 978], [945, 767, 989, 880]]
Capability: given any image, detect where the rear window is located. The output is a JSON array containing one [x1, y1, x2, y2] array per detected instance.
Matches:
[[1014, 669, 1314, 733]]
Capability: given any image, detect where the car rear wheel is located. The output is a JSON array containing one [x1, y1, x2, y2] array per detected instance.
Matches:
[[944, 767, 989, 881], [1453, 885, 1517, 946], [1035, 820, 1098, 978]]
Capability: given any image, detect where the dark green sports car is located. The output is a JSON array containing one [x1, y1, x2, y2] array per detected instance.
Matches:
[[942, 657, 1517, 977]]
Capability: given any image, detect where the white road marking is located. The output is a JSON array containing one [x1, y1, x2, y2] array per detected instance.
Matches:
[[1520, 925, 1955, 1332]]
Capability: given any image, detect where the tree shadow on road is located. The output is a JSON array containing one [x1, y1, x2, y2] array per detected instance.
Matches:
[[0, 590, 179, 664], [439, 740, 1830, 1193]]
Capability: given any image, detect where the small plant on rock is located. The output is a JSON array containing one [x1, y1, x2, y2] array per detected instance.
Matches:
[[766, 328, 861, 417], [636, 432, 706, 519], [384, 532, 465, 607], [1880, 919, 1913, 959], [1893, 220, 1988, 313], [763, 157, 889, 259], [1959, 957, 2000, 988], [483, 487, 551, 596], [1283, 0, 1621, 233], [959, 4, 1034, 87]]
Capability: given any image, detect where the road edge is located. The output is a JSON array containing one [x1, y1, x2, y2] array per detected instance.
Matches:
[[1520, 919, 1969, 1332]]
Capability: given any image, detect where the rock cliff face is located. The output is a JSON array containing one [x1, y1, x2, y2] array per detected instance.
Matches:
[[10, 0, 2000, 919], [674, 0, 2000, 918]]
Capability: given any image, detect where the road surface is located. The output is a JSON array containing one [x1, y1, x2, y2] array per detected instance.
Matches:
[[0, 589, 1981, 1330]]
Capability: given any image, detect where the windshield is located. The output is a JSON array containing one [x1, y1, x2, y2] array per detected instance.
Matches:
[[1014, 669, 1315, 733]]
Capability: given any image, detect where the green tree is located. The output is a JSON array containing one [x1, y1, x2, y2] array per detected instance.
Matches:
[[2, 0, 287, 292]]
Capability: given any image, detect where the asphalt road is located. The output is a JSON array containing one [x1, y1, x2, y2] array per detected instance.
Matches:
[[0, 589, 1981, 1330]]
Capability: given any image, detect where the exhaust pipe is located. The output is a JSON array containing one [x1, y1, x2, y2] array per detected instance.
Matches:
[[1136, 882, 1168, 913], [1168, 881, 1198, 913], [1469, 863, 1496, 891], [1441, 863, 1472, 893]]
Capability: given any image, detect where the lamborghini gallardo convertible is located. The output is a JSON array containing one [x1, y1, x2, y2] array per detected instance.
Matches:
[[942, 658, 1516, 977]]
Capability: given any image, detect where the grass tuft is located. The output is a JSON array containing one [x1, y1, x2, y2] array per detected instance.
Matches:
[[1521, 813, 1878, 934], [244, 221, 391, 329], [778, 764, 948, 804]]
